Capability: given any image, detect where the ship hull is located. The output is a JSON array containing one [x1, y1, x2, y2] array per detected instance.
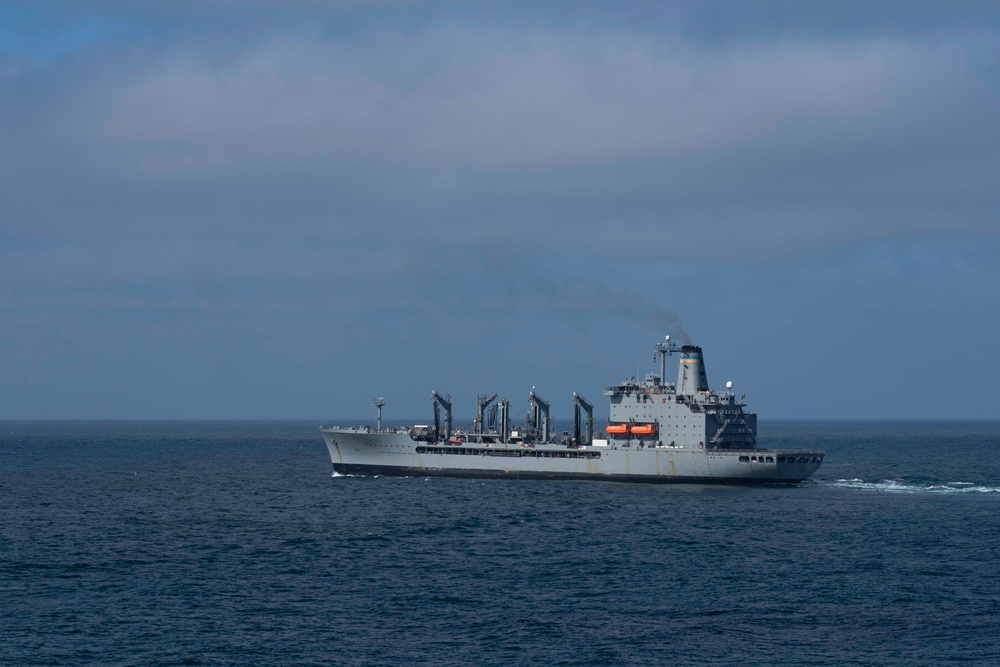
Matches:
[[321, 428, 823, 484]]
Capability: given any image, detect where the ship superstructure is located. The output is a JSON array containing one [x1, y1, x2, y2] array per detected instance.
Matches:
[[604, 341, 757, 450], [320, 337, 824, 483]]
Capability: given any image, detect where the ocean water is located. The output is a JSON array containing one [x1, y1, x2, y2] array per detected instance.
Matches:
[[2, 419, 999, 666]]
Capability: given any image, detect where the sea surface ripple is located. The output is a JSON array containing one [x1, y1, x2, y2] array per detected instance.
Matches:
[[2, 420, 999, 666]]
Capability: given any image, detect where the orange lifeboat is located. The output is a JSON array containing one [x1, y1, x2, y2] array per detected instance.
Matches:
[[631, 424, 658, 437], [605, 424, 630, 435]]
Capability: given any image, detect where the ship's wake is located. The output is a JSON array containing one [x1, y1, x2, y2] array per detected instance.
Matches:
[[830, 478, 1000, 494]]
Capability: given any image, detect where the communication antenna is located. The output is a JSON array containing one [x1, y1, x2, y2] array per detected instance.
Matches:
[[372, 397, 385, 431]]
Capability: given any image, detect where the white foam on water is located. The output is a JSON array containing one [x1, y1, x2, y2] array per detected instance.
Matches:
[[830, 478, 1000, 494]]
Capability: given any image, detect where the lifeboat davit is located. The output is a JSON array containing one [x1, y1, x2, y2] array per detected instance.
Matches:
[[630, 424, 658, 437], [605, 424, 630, 435]]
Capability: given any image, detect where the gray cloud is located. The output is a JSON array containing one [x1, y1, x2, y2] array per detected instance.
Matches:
[[3, 26, 997, 265], [88, 33, 978, 173]]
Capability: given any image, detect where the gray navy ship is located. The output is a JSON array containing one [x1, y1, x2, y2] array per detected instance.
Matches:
[[320, 337, 825, 483]]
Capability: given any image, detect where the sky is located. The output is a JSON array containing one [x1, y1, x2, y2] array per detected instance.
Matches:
[[1, 1, 998, 421]]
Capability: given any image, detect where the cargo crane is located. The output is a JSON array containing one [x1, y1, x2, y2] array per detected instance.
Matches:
[[431, 390, 452, 441], [498, 398, 510, 444], [474, 392, 498, 434], [528, 388, 551, 443], [486, 402, 499, 432], [573, 392, 594, 446]]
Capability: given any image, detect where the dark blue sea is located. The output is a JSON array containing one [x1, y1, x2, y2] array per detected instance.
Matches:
[[2, 420, 999, 666]]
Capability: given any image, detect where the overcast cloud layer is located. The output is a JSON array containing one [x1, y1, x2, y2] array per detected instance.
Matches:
[[2, 2, 998, 420]]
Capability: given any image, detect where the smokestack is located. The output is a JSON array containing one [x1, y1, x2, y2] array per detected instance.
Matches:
[[677, 345, 709, 395]]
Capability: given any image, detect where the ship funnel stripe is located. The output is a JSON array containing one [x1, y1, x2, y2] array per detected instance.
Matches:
[[678, 345, 708, 394]]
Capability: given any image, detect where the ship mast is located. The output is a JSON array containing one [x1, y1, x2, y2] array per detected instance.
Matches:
[[372, 397, 385, 431], [655, 335, 680, 389]]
